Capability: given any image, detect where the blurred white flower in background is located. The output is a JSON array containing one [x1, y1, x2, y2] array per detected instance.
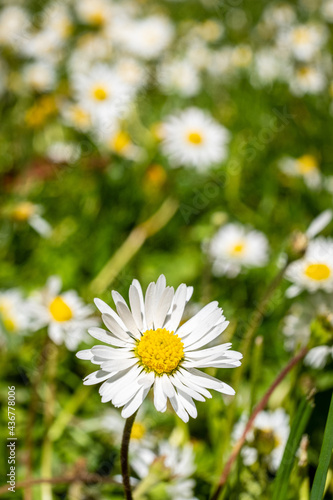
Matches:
[[161, 107, 230, 170], [278, 154, 322, 188], [0, 5, 30, 48], [10, 202, 52, 238], [47, 141, 81, 164], [29, 276, 98, 350], [233, 409, 290, 472], [157, 59, 201, 97], [286, 238, 333, 296], [0, 289, 35, 337], [23, 61, 57, 93], [208, 223, 269, 278], [132, 442, 198, 500]]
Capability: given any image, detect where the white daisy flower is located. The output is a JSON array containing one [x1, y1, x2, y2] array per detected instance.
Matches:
[[117, 16, 174, 60], [279, 23, 328, 62], [252, 48, 291, 86], [321, 0, 333, 22], [76, 275, 242, 423], [114, 58, 147, 92], [233, 409, 290, 472], [0, 6, 30, 48], [283, 293, 333, 369], [11, 202, 52, 238], [0, 289, 34, 336], [47, 141, 81, 164], [29, 276, 98, 351], [131, 442, 198, 500], [208, 223, 269, 278], [286, 238, 333, 296], [157, 59, 201, 97], [278, 154, 322, 189], [289, 65, 326, 96], [71, 64, 133, 129], [22, 61, 56, 93], [161, 108, 230, 171], [75, 0, 114, 27], [60, 102, 92, 132]]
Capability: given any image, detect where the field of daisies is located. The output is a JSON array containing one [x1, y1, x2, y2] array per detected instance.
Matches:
[[1, 0, 333, 499]]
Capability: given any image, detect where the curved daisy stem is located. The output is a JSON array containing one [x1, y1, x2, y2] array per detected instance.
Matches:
[[211, 346, 308, 500], [120, 411, 138, 500]]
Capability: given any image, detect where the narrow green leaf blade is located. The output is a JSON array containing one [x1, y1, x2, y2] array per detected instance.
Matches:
[[310, 393, 333, 500]]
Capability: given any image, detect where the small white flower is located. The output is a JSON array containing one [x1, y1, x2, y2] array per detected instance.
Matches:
[[283, 293, 333, 369], [71, 64, 133, 129], [75, 0, 114, 27], [208, 223, 269, 278], [23, 62, 56, 92], [0, 289, 35, 336], [76, 275, 242, 423], [132, 442, 198, 500], [11, 202, 52, 238], [289, 65, 326, 96], [286, 238, 333, 295], [233, 409, 290, 472], [0, 6, 30, 47], [278, 154, 322, 189], [117, 16, 174, 60], [157, 59, 201, 97], [161, 107, 230, 171], [279, 23, 327, 62], [47, 141, 81, 164], [29, 276, 98, 350]]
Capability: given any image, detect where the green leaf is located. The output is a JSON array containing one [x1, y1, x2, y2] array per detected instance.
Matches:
[[310, 393, 333, 500], [272, 396, 314, 500]]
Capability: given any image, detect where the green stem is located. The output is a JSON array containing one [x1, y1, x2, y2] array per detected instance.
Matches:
[[121, 412, 138, 500]]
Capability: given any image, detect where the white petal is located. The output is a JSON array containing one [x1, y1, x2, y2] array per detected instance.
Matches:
[[306, 210, 333, 238], [154, 376, 167, 412], [95, 299, 127, 330], [115, 302, 141, 338], [183, 311, 225, 347], [145, 282, 156, 329], [88, 327, 128, 347], [121, 386, 150, 418], [161, 374, 176, 398], [76, 349, 93, 360], [153, 287, 174, 329], [101, 357, 138, 371], [169, 392, 189, 422], [102, 313, 131, 341], [169, 373, 205, 402], [176, 301, 219, 337], [129, 284, 144, 331], [285, 284, 302, 298], [83, 370, 113, 385], [177, 390, 198, 419], [164, 284, 187, 332]]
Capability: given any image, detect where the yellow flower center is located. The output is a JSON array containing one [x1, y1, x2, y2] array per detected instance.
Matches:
[[293, 28, 310, 45], [92, 86, 108, 101], [304, 263, 331, 281], [49, 296, 73, 322], [3, 316, 17, 332], [297, 155, 318, 174], [187, 131, 203, 145], [230, 241, 246, 256], [88, 11, 105, 26], [111, 131, 131, 153], [12, 202, 35, 221], [135, 328, 184, 375], [131, 422, 146, 440]]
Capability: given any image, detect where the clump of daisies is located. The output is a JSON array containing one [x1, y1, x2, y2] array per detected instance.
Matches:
[[160, 108, 230, 171], [232, 409, 290, 472], [207, 223, 269, 278], [29, 276, 98, 350], [76, 274, 242, 423]]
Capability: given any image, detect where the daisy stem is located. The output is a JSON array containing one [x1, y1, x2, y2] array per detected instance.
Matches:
[[120, 411, 138, 500], [211, 346, 308, 500]]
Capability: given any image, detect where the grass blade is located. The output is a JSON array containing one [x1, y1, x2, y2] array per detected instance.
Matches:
[[310, 393, 333, 500]]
